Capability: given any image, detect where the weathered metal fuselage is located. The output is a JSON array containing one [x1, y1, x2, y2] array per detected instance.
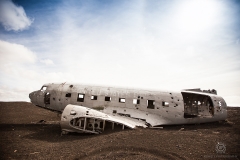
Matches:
[[29, 83, 227, 133]]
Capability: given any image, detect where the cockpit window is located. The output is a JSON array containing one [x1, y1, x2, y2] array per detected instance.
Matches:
[[41, 86, 47, 91]]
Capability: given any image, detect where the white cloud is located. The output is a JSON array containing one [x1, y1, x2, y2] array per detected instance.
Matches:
[[40, 59, 54, 65], [0, 0, 33, 31], [0, 0, 239, 106], [0, 40, 36, 70], [0, 40, 75, 101], [0, 85, 31, 102]]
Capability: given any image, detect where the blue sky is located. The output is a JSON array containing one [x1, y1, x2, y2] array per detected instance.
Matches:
[[0, 0, 239, 106]]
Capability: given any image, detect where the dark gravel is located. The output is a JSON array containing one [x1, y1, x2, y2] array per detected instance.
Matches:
[[0, 102, 239, 160]]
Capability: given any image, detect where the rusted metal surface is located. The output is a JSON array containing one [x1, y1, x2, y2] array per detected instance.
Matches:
[[29, 83, 227, 134]]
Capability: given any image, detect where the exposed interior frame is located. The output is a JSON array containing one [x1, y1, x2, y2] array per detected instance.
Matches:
[[182, 92, 214, 118]]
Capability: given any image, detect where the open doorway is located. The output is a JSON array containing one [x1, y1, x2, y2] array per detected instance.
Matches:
[[44, 92, 50, 105], [182, 92, 214, 118]]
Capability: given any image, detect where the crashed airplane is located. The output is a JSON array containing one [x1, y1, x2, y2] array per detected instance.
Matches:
[[29, 83, 227, 134]]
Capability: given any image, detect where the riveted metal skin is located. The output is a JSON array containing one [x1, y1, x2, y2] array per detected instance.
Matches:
[[29, 83, 227, 134]]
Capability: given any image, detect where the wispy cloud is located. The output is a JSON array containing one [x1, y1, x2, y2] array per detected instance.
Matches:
[[0, 0, 239, 105], [0, 0, 33, 31], [40, 59, 54, 65], [0, 40, 75, 101], [0, 40, 36, 68]]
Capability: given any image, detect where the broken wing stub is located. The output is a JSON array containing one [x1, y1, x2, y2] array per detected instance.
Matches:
[[60, 104, 148, 134]]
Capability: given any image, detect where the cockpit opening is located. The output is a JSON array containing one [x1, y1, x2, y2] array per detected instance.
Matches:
[[41, 86, 47, 91]]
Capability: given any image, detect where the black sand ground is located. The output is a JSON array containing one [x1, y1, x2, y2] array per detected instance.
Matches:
[[0, 102, 239, 160]]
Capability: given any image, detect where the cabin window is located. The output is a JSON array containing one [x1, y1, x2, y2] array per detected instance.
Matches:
[[41, 86, 47, 91], [65, 93, 71, 97], [219, 101, 222, 106], [147, 100, 155, 109], [162, 101, 169, 107], [44, 92, 50, 104], [198, 101, 201, 105], [133, 99, 140, 104], [105, 96, 111, 101], [91, 95, 97, 100], [119, 98, 125, 103], [77, 93, 85, 102]]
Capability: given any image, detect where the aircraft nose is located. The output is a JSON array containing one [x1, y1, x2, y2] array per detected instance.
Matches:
[[29, 92, 33, 101], [29, 91, 36, 102]]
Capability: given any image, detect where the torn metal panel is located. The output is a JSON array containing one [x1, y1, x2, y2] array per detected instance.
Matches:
[[29, 83, 228, 134], [61, 104, 147, 134]]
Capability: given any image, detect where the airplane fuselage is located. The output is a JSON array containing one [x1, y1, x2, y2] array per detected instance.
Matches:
[[29, 83, 227, 127]]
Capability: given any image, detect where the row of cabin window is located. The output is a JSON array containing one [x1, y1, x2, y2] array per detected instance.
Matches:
[[65, 93, 169, 107]]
